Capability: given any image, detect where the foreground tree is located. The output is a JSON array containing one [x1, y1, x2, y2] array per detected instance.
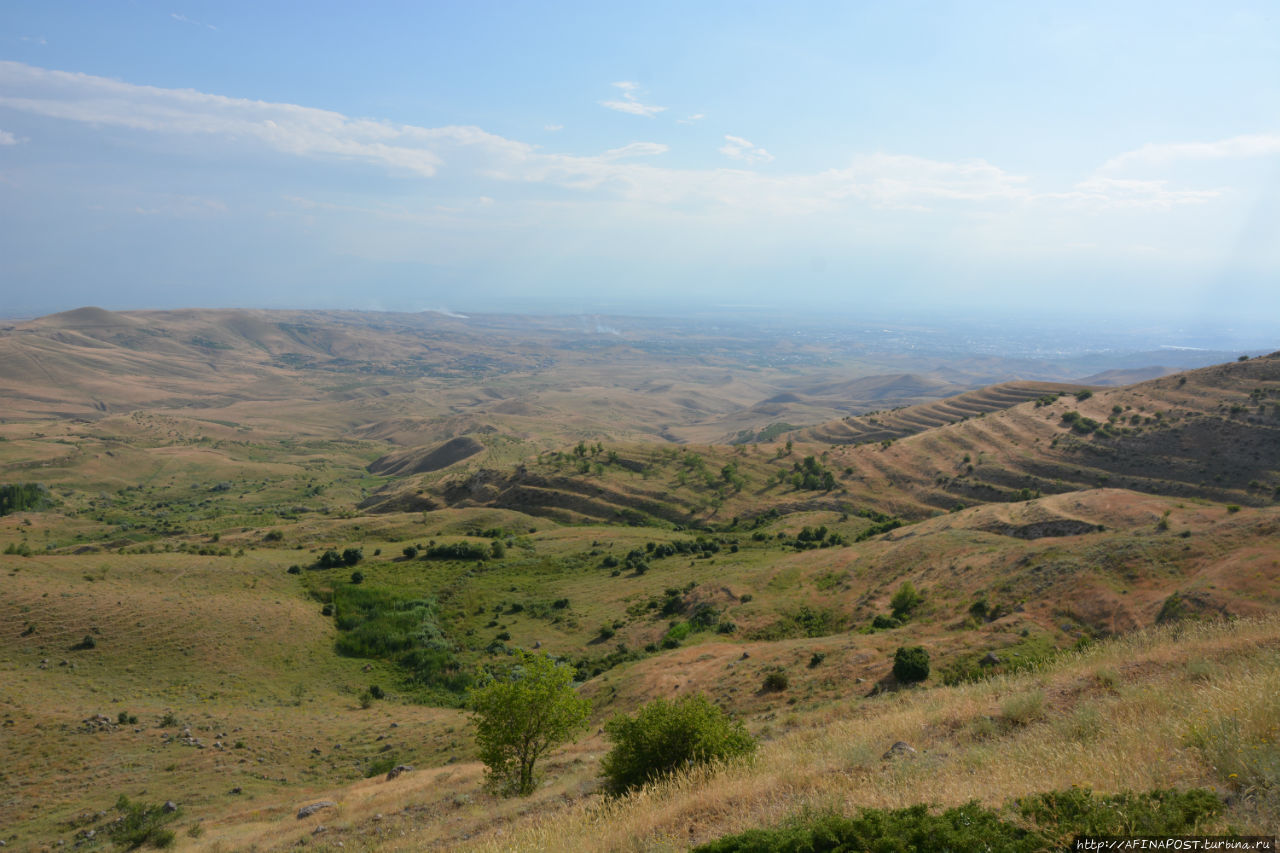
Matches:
[[468, 651, 590, 796]]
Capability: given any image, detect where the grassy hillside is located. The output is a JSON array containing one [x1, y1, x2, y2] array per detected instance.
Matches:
[[0, 311, 1276, 850]]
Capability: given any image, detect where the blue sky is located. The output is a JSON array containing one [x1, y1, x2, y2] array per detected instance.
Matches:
[[1, 1, 1278, 327]]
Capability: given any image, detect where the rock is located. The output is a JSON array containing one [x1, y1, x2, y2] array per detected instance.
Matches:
[[162, 801, 178, 813], [229, 787, 242, 795], [297, 801, 337, 819], [980, 652, 1001, 666], [385, 764, 413, 781], [881, 741, 917, 760], [312, 825, 327, 835], [741, 652, 750, 660], [533, 640, 541, 649]]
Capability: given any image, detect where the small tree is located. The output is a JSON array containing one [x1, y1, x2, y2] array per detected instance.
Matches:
[[893, 645, 930, 684], [601, 694, 755, 793], [890, 581, 922, 619], [468, 651, 590, 796]]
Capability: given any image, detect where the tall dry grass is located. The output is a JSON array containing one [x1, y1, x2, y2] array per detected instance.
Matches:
[[460, 616, 1280, 851]]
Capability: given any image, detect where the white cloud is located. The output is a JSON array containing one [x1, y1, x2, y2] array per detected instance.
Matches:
[[171, 13, 217, 31], [600, 81, 666, 118], [0, 60, 531, 178], [719, 135, 773, 165], [1052, 176, 1220, 210], [544, 124, 563, 131], [677, 113, 705, 124], [0, 129, 17, 145], [20, 36, 48, 46], [1101, 132, 1280, 172], [0, 61, 1231, 218]]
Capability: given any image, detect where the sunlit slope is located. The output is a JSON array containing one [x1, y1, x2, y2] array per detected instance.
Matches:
[[802, 380, 1086, 444], [387, 353, 1279, 527]]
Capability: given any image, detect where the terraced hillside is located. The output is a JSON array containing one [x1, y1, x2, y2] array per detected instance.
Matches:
[[390, 355, 1279, 530], [802, 380, 1090, 444]]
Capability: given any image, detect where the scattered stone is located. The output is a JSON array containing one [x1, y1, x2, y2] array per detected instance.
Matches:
[[741, 652, 750, 660], [385, 764, 413, 781], [312, 825, 327, 835], [881, 741, 917, 760], [297, 801, 337, 819], [980, 652, 1001, 666], [310, 747, 321, 755], [162, 801, 178, 813], [80, 714, 117, 733], [229, 787, 242, 795], [389, 722, 398, 728]]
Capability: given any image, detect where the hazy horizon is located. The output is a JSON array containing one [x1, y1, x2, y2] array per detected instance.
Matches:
[[3, 2, 1280, 330]]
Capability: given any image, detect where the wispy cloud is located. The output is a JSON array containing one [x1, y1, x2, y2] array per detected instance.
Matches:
[[19, 36, 48, 46], [1054, 176, 1220, 210], [0, 61, 1228, 217], [1101, 132, 1280, 172], [171, 13, 217, 31], [719, 135, 773, 164], [677, 113, 705, 124], [0, 129, 17, 145], [600, 81, 666, 118], [544, 124, 563, 132]]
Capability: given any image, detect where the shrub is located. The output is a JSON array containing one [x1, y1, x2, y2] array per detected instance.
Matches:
[[286, 564, 301, 575], [601, 694, 755, 793], [893, 645, 930, 684], [350, 570, 364, 584], [73, 634, 96, 650], [402, 545, 418, 559], [369, 684, 385, 699], [117, 711, 138, 725], [762, 671, 789, 692], [693, 789, 1223, 853], [807, 652, 825, 668], [109, 795, 178, 849], [890, 581, 922, 618], [426, 542, 489, 560], [694, 803, 1040, 853]]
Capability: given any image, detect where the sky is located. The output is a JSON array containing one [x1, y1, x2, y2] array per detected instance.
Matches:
[[1, 1, 1278, 330]]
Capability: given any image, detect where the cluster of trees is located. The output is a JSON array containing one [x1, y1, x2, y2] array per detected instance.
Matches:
[[469, 652, 755, 797], [790, 455, 836, 491], [0, 482, 49, 516], [314, 547, 363, 569]]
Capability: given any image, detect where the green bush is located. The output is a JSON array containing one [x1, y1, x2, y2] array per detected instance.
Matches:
[[109, 795, 178, 849], [890, 581, 922, 619], [425, 541, 490, 560], [893, 645, 930, 683], [694, 789, 1222, 852], [601, 694, 755, 794], [762, 671, 789, 692], [694, 802, 1041, 853]]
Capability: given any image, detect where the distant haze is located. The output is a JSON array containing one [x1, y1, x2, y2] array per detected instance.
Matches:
[[1, 2, 1279, 333]]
